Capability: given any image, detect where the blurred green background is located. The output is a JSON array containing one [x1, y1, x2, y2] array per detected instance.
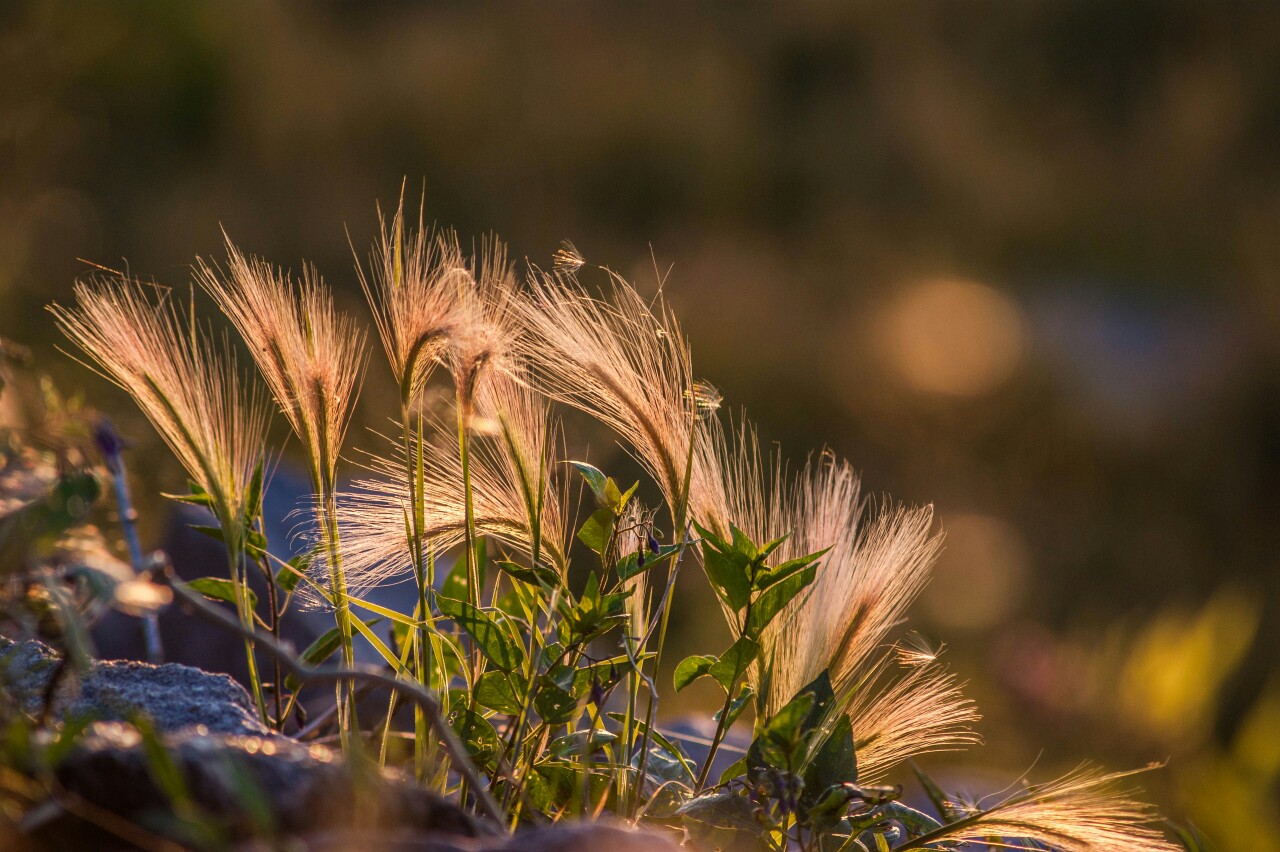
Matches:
[[4, 1, 1279, 845]]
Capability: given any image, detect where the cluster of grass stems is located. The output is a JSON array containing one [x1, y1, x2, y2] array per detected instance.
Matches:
[[47, 195, 1185, 851]]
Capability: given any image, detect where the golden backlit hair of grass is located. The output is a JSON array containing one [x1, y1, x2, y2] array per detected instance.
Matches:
[[329, 375, 568, 596], [356, 197, 470, 406], [514, 268, 697, 518], [50, 278, 269, 547], [898, 765, 1180, 851], [689, 420, 977, 776], [447, 235, 516, 421], [195, 238, 366, 490], [839, 645, 980, 780]]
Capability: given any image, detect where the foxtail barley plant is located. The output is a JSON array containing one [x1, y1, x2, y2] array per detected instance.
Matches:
[[195, 243, 367, 747], [49, 279, 272, 720], [52, 199, 1187, 850]]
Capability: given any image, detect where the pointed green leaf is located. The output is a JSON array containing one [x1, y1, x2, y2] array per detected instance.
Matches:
[[186, 576, 256, 611], [745, 564, 817, 639], [577, 507, 615, 555], [700, 539, 752, 611], [244, 458, 264, 521], [755, 548, 827, 592], [475, 671, 526, 715], [568, 461, 610, 507], [675, 654, 718, 693], [715, 684, 755, 729], [437, 596, 524, 672], [494, 558, 562, 590], [802, 715, 857, 813]]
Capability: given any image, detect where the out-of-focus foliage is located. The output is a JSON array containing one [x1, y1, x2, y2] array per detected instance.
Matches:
[[997, 591, 1280, 848]]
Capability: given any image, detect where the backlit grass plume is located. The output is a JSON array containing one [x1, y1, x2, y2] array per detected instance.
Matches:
[[196, 241, 366, 486], [357, 197, 467, 407], [50, 279, 268, 535], [515, 268, 697, 525], [333, 375, 567, 595], [690, 421, 978, 777], [897, 765, 1181, 851], [840, 643, 981, 779], [195, 239, 367, 745], [49, 277, 271, 717]]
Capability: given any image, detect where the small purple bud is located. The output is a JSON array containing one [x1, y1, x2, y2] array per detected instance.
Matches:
[[589, 680, 606, 708], [93, 418, 125, 460], [637, 550, 646, 568], [647, 533, 660, 554]]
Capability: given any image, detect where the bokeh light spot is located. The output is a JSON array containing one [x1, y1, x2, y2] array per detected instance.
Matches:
[[922, 512, 1029, 630], [880, 277, 1025, 397]]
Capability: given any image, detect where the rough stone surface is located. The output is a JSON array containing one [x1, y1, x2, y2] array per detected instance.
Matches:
[[2, 639, 677, 850], [0, 636, 270, 735], [40, 722, 487, 846]]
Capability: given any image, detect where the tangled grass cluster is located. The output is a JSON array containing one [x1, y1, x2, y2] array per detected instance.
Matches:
[[47, 195, 1184, 850]]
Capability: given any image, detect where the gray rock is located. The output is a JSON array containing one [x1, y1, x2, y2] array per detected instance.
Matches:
[[42, 722, 486, 846], [0, 636, 270, 736]]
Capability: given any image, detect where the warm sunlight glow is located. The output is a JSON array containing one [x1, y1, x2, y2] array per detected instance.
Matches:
[[881, 277, 1026, 397]]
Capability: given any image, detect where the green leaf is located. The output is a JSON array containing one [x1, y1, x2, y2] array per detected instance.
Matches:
[[275, 554, 308, 593], [284, 617, 381, 691], [437, 596, 524, 672], [441, 554, 470, 601], [244, 458, 265, 521], [347, 616, 398, 673], [569, 461, 610, 507], [910, 760, 957, 822], [448, 706, 500, 767], [389, 620, 411, 658], [745, 564, 817, 639], [475, 671, 525, 715], [533, 680, 580, 725], [549, 729, 617, 758], [750, 692, 814, 771], [678, 792, 769, 852], [802, 715, 857, 814], [573, 654, 640, 697], [603, 479, 638, 514], [190, 524, 269, 561], [162, 480, 214, 508], [748, 671, 834, 775], [494, 558, 562, 590], [674, 654, 718, 693], [700, 537, 752, 611], [348, 596, 420, 626], [718, 755, 748, 786], [755, 549, 827, 592], [709, 636, 759, 692], [729, 525, 759, 561], [577, 507, 615, 555], [186, 577, 256, 611], [716, 684, 755, 729]]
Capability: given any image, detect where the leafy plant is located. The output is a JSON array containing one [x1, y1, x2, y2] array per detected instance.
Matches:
[[34, 194, 1187, 849]]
